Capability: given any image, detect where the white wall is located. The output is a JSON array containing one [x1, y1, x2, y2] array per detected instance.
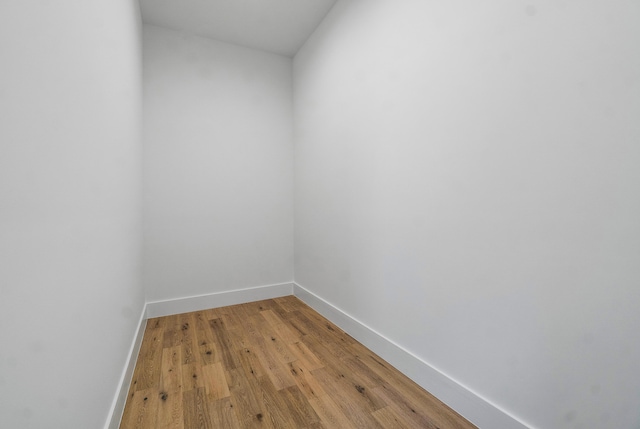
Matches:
[[0, 1, 144, 428], [294, 1, 640, 428], [142, 25, 294, 302]]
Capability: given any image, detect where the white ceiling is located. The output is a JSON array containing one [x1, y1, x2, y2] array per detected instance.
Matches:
[[139, 0, 338, 57]]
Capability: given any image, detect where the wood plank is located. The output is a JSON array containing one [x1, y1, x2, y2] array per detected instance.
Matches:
[[234, 344, 268, 380], [178, 313, 198, 365], [289, 311, 351, 359], [182, 387, 212, 429], [248, 333, 296, 390], [310, 367, 385, 429], [209, 397, 241, 429], [193, 312, 219, 365], [201, 362, 230, 401], [252, 315, 297, 365], [258, 375, 298, 428], [287, 361, 326, 400], [208, 317, 238, 370], [288, 341, 324, 371], [260, 309, 301, 344], [147, 317, 167, 331], [226, 368, 274, 429], [157, 389, 183, 429], [279, 384, 321, 427], [259, 309, 288, 329], [372, 406, 413, 429], [161, 315, 181, 349], [307, 394, 358, 429], [303, 422, 328, 429], [160, 346, 182, 392], [181, 361, 204, 391], [130, 324, 164, 391], [373, 383, 473, 429], [121, 297, 477, 429], [157, 346, 183, 429], [352, 347, 473, 427], [120, 389, 159, 429]]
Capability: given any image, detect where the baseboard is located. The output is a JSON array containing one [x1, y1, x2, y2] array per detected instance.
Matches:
[[145, 282, 294, 318], [293, 282, 531, 429], [104, 305, 148, 429]]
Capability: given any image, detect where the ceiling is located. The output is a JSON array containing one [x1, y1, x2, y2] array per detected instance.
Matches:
[[139, 0, 339, 57]]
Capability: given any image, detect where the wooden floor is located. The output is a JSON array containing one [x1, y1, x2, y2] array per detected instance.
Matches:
[[120, 296, 476, 429]]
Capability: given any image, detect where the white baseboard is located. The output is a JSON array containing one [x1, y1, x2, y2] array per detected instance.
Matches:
[[104, 305, 148, 429], [293, 282, 531, 429], [145, 282, 294, 318]]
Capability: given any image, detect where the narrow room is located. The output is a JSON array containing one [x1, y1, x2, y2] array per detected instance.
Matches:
[[1, 1, 638, 428]]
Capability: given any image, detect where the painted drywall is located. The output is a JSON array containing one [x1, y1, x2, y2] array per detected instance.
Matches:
[[0, 1, 144, 428], [142, 25, 294, 302], [294, 1, 640, 428]]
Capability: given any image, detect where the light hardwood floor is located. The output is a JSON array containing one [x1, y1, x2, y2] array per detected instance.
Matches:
[[120, 296, 477, 429]]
